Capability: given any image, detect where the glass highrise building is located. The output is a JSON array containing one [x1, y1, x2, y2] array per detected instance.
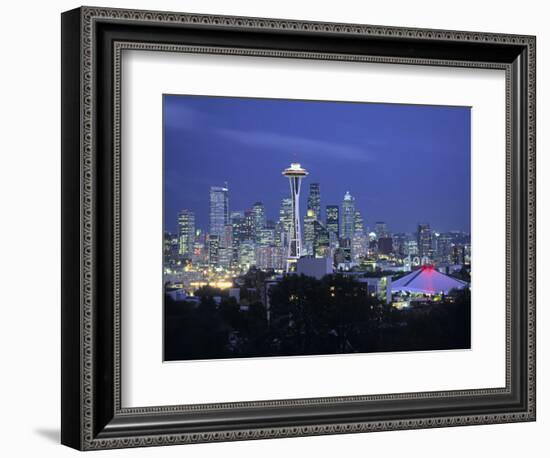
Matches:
[[279, 198, 293, 234], [257, 228, 275, 247], [434, 232, 453, 262], [303, 209, 316, 256], [243, 210, 255, 241], [238, 240, 256, 271], [354, 210, 364, 235], [229, 212, 243, 263], [307, 183, 321, 221], [325, 205, 339, 237], [313, 220, 330, 258], [209, 185, 229, 238], [417, 223, 433, 258], [177, 209, 195, 257], [391, 232, 409, 256], [251, 202, 266, 242], [208, 235, 220, 266], [341, 191, 355, 240], [375, 221, 388, 239]]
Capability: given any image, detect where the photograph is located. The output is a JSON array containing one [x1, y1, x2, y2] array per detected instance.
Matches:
[[163, 95, 472, 361]]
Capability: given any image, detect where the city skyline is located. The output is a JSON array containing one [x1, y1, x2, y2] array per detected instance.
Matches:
[[169, 184, 470, 237], [164, 95, 471, 234], [163, 94, 472, 361]]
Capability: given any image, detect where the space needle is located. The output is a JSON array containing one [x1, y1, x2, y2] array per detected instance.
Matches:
[[282, 162, 308, 272]]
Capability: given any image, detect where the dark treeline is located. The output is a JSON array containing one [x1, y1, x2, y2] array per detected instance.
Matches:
[[164, 274, 471, 361]]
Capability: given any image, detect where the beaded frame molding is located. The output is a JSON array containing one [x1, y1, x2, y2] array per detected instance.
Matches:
[[61, 6, 536, 451]]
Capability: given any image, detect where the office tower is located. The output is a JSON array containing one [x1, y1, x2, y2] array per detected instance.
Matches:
[[303, 209, 316, 256], [282, 162, 308, 272], [336, 239, 352, 264], [209, 185, 229, 238], [230, 212, 245, 238], [378, 237, 394, 255], [313, 220, 330, 258], [273, 220, 283, 246], [307, 183, 321, 221], [417, 223, 433, 258], [279, 198, 293, 234], [391, 233, 409, 256], [221, 224, 233, 249], [251, 202, 266, 241], [238, 240, 256, 271], [375, 221, 388, 239], [405, 240, 419, 256], [326, 205, 339, 238], [243, 210, 255, 241], [177, 209, 195, 257], [163, 232, 180, 267], [192, 239, 207, 264], [354, 210, 364, 235], [352, 232, 367, 261], [256, 246, 284, 271], [452, 245, 466, 265], [435, 232, 459, 263], [208, 235, 220, 266], [257, 228, 275, 247], [230, 210, 244, 221], [230, 212, 245, 261], [217, 247, 233, 268], [341, 191, 355, 240]]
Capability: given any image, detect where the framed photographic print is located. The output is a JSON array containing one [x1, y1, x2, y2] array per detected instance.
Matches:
[[61, 6, 536, 450]]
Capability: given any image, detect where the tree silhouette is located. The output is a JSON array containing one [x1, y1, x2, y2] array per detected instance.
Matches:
[[164, 274, 471, 360]]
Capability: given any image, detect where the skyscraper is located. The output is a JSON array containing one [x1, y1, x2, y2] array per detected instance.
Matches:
[[256, 246, 284, 271], [230, 210, 244, 221], [282, 163, 308, 272], [417, 223, 433, 258], [325, 205, 339, 237], [243, 210, 255, 241], [354, 210, 364, 235], [434, 232, 453, 263], [222, 224, 233, 249], [307, 183, 321, 221], [341, 191, 355, 240], [405, 240, 419, 256], [208, 235, 220, 266], [278, 198, 293, 234], [251, 201, 266, 242], [391, 233, 409, 256], [375, 222, 388, 239], [238, 240, 256, 271], [313, 220, 330, 258], [257, 228, 275, 247], [177, 209, 195, 257], [230, 212, 245, 263], [303, 209, 316, 256], [378, 237, 394, 255], [352, 233, 367, 261], [209, 185, 229, 238]]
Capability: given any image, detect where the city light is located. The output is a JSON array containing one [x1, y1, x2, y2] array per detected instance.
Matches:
[[164, 163, 470, 305]]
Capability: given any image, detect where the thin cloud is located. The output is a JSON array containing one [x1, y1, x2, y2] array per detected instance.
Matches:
[[216, 128, 372, 163]]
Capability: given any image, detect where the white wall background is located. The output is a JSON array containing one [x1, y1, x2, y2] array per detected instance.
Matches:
[[0, 0, 545, 456]]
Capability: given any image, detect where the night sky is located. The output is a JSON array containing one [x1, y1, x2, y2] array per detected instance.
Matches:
[[163, 95, 471, 234]]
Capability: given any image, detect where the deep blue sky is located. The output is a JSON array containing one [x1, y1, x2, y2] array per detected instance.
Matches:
[[163, 95, 471, 234]]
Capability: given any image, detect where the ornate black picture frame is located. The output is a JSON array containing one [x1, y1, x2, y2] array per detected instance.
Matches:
[[61, 6, 536, 450]]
